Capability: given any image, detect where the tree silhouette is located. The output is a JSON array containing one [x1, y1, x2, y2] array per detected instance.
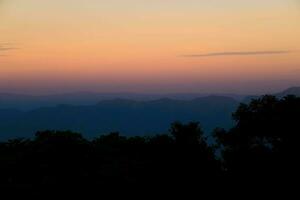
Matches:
[[93, 132, 126, 146], [170, 121, 205, 145], [0, 94, 299, 194], [148, 134, 174, 145], [214, 95, 300, 179]]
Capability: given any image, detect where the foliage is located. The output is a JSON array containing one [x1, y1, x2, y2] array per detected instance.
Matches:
[[0, 95, 299, 194]]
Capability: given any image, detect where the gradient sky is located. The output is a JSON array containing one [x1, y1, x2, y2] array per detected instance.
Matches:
[[1, 0, 300, 94]]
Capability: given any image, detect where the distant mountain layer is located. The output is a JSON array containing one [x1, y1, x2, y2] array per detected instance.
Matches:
[[1, 87, 299, 111], [0, 96, 239, 140], [0, 87, 299, 140], [244, 87, 300, 102], [275, 87, 300, 98], [0, 92, 245, 110]]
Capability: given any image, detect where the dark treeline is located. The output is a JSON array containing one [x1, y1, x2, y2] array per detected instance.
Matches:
[[0, 95, 299, 195]]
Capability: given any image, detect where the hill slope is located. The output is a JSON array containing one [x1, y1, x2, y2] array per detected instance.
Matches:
[[244, 87, 300, 102], [0, 96, 239, 139], [275, 87, 300, 98]]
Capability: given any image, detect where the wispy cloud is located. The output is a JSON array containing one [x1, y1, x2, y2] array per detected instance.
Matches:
[[0, 43, 18, 56], [181, 50, 294, 57], [0, 47, 17, 51]]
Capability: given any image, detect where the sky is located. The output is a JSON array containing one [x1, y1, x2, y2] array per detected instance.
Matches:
[[0, 0, 300, 94]]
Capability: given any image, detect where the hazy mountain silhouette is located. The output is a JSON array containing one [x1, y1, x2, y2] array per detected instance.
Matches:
[[0, 96, 238, 140], [0, 92, 245, 110], [2, 87, 299, 111], [275, 86, 300, 98], [0, 87, 299, 140], [244, 87, 300, 102]]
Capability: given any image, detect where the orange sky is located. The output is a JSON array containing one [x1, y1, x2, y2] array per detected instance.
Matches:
[[1, 0, 300, 94]]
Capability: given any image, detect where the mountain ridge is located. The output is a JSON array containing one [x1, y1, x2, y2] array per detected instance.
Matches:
[[0, 87, 299, 140], [0, 96, 239, 140]]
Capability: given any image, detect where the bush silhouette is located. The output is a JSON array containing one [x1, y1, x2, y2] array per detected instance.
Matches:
[[214, 95, 300, 179], [0, 95, 299, 194]]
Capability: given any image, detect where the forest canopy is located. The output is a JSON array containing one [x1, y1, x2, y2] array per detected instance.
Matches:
[[0, 95, 299, 195]]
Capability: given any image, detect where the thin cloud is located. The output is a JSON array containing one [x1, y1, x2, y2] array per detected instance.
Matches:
[[0, 43, 17, 51], [0, 43, 18, 57], [181, 50, 294, 57], [0, 47, 17, 51]]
